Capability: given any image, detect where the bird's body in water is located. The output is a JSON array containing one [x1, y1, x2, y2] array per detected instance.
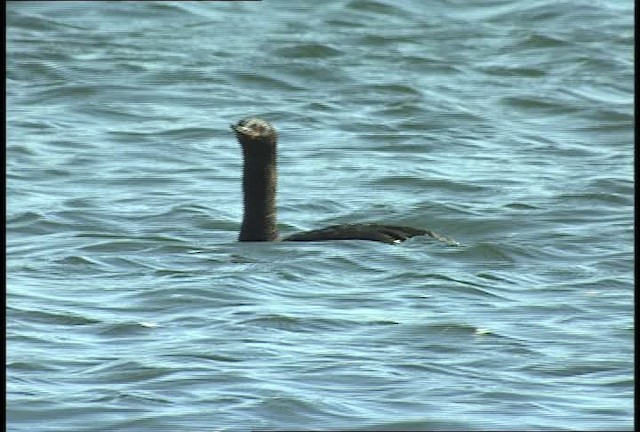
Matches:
[[231, 117, 457, 245]]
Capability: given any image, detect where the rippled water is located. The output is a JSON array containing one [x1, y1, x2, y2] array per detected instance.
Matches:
[[7, 1, 634, 431]]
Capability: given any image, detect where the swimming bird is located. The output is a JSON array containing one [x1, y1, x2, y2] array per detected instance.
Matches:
[[231, 117, 457, 245]]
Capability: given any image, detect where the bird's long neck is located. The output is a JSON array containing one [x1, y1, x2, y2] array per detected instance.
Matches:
[[239, 141, 278, 241]]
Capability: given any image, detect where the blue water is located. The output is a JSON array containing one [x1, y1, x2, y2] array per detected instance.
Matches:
[[7, 1, 634, 431]]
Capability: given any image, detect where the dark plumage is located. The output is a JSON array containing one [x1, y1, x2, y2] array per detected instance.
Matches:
[[231, 117, 457, 245]]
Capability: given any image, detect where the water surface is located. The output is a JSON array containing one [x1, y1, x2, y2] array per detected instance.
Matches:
[[7, 1, 634, 431]]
